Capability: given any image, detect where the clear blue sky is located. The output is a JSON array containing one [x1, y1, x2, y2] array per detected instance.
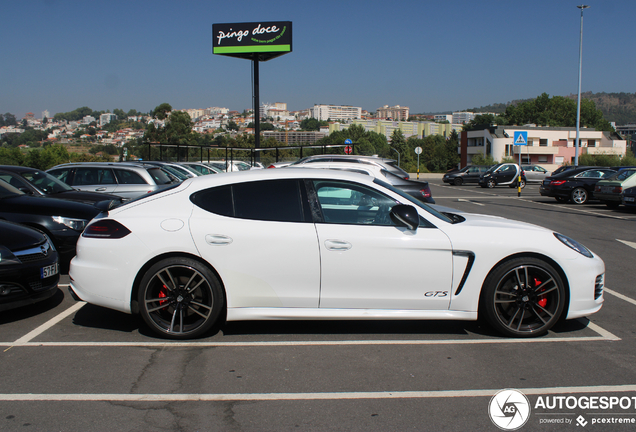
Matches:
[[2, 0, 634, 119]]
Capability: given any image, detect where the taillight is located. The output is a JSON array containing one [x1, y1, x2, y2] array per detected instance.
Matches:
[[420, 187, 432, 198], [550, 180, 567, 186], [267, 165, 276, 169], [82, 220, 131, 238]]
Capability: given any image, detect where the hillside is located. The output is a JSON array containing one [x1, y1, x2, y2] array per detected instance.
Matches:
[[466, 92, 636, 125]]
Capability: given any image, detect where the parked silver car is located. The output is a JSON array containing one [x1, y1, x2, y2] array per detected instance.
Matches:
[[522, 165, 551, 183], [288, 154, 410, 179], [47, 162, 175, 200]]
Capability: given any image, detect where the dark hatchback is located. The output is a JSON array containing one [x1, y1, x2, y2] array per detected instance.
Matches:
[[0, 179, 101, 264], [539, 167, 616, 204], [0, 165, 123, 204], [0, 220, 59, 311]]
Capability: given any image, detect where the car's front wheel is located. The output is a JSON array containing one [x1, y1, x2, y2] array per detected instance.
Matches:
[[487, 179, 496, 188], [481, 257, 565, 337], [138, 257, 224, 339], [454, 178, 463, 186]]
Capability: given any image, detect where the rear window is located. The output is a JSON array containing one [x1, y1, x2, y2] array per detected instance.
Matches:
[[147, 168, 173, 185]]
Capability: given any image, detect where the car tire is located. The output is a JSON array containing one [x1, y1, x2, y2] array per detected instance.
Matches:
[[555, 196, 568, 203], [480, 257, 565, 338], [487, 179, 496, 188], [138, 257, 224, 339], [605, 202, 619, 209], [570, 187, 588, 205], [454, 178, 463, 186]]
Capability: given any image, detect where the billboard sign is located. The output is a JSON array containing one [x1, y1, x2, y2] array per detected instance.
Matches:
[[213, 21, 292, 61]]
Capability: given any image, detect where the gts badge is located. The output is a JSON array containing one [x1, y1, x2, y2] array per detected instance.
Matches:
[[424, 291, 448, 297]]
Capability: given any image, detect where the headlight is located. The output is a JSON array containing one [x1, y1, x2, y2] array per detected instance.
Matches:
[[52, 216, 88, 231], [554, 233, 593, 258], [0, 246, 21, 265]]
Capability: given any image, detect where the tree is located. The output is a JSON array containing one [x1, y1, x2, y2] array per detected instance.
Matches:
[[226, 121, 239, 131], [151, 103, 172, 120]]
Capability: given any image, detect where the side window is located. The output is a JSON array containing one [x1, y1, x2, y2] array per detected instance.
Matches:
[[48, 169, 70, 184], [114, 169, 145, 185], [312, 180, 397, 226], [74, 168, 99, 185], [98, 169, 116, 185], [191, 179, 307, 223], [0, 174, 26, 189]]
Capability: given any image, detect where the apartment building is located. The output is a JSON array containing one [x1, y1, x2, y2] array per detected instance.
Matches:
[[376, 105, 409, 121], [460, 125, 627, 171], [100, 113, 117, 126], [309, 104, 362, 121], [262, 130, 327, 144], [329, 119, 462, 141]]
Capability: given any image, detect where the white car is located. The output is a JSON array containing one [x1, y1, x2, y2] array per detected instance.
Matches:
[[69, 169, 604, 339]]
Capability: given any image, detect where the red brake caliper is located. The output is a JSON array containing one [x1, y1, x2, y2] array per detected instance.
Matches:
[[159, 285, 168, 305], [535, 278, 547, 308]]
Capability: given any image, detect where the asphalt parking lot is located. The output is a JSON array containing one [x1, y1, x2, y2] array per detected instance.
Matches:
[[2, 178, 636, 431]]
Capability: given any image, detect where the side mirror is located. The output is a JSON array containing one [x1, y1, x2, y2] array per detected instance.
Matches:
[[390, 204, 419, 231]]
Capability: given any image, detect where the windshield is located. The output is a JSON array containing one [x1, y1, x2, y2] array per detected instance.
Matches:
[[21, 170, 74, 194], [373, 178, 454, 224], [0, 179, 25, 198]]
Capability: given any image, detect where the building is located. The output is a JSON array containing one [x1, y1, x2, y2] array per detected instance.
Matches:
[[434, 114, 452, 123], [309, 104, 362, 121], [42, 110, 50, 120], [460, 125, 627, 171], [452, 112, 475, 125], [376, 105, 409, 121], [100, 113, 117, 126], [261, 130, 327, 145], [82, 115, 96, 125], [329, 119, 462, 141]]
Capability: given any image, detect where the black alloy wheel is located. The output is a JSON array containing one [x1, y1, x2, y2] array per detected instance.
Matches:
[[138, 257, 224, 339], [481, 257, 565, 337], [454, 178, 463, 186]]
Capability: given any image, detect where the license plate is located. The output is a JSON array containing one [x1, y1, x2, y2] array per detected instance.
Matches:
[[625, 197, 635, 203], [41, 263, 59, 279], [602, 186, 613, 193]]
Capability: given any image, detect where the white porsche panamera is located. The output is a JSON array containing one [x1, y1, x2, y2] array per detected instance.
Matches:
[[69, 169, 605, 339]]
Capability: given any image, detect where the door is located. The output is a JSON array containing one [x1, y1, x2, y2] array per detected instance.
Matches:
[[311, 180, 453, 310], [189, 179, 321, 308], [493, 164, 517, 184], [72, 167, 118, 194]]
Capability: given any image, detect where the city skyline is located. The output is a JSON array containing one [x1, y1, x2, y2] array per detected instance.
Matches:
[[2, 0, 634, 119]]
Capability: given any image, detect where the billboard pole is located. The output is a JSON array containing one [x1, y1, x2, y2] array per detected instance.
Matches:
[[253, 55, 260, 149]]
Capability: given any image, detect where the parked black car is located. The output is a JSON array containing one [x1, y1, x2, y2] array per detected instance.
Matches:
[[622, 186, 636, 210], [0, 179, 101, 264], [442, 165, 490, 186], [0, 220, 59, 311], [0, 165, 123, 204], [479, 163, 526, 188], [539, 167, 617, 204]]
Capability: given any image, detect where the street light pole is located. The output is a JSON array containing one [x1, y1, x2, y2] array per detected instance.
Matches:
[[574, 4, 590, 167]]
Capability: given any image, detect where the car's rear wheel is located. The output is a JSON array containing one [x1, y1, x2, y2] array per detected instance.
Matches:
[[138, 257, 223, 339], [571, 187, 588, 204], [481, 257, 565, 337], [605, 202, 619, 209], [454, 178, 463, 186]]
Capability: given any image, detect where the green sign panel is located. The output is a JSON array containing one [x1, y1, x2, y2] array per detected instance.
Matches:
[[213, 21, 292, 61]]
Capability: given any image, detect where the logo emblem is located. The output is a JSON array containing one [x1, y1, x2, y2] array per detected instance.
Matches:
[[40, 244, 49, 256], [488, 389, 531, 430]]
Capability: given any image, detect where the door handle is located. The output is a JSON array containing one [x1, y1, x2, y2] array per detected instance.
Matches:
[[95, 187, 107, 191], [205, 234, 233, 246], [324, 240, 352, 251]]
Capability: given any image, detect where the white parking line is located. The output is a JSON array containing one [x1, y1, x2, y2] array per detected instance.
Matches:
[[1, 384, 635, 402], [12, 301, 85, 344], [605, 288, 636, 308]]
